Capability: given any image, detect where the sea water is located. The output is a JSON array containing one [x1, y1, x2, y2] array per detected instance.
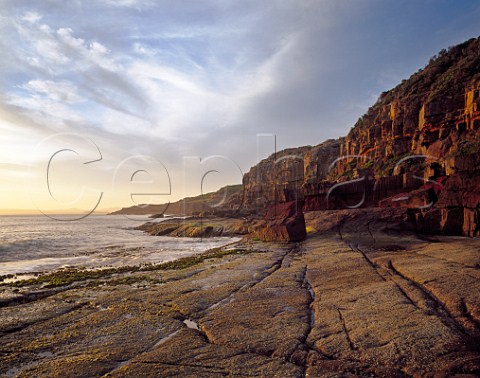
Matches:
[[0, 215, 239, 276]]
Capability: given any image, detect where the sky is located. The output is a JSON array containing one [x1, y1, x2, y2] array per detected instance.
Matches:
[[1, 0, 480, 214]]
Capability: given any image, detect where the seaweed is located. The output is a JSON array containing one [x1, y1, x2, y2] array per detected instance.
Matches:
[[2, 248, 254, 288]]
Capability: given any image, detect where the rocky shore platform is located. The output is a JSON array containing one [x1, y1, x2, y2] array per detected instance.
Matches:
[[135, 217, 253, 238], [1, 215, 479, 377]]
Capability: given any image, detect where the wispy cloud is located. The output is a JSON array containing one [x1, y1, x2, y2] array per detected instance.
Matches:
[[23, 80, 83, 103]]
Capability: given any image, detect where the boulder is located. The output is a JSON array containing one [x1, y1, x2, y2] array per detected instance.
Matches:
[[254, 201, 306, 242], [264, 201, 303, 220]]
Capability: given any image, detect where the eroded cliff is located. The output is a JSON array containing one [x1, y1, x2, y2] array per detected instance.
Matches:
[[336, 37, 480, 179], [241, 36, 480, 237]]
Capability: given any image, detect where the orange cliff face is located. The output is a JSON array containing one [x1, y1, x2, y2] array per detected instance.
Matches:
[[241, 140, 343, 213], [238, 37, 480, 236], [336, 84, 480, 179], [335, 37, 480, 180]]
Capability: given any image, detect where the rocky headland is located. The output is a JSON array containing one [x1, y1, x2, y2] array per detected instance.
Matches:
[[135, 217, 253, 238]]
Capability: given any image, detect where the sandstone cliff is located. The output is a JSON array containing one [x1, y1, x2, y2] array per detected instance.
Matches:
[[241, 36, 480, 236], [241, 139, 342, 212], [335, 36, 480, 179], [243, 37, 480, 191]]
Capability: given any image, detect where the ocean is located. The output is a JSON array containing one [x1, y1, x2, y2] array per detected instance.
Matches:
[[0, 215, 240, 276]]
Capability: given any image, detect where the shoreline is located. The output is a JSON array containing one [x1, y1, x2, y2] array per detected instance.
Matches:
[[0, 214, 242, 278], [1, 225, 479, 376], [0, 235, 242, 284]]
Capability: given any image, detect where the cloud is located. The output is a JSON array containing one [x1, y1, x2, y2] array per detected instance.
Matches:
[[7, 15, 114, 74], [21, 11, 42, 23], [23, 80, 83, 103], [4, 14, 149, 125]]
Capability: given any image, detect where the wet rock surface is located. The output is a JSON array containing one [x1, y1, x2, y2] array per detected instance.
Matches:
[[1, 217, 479, 377]]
